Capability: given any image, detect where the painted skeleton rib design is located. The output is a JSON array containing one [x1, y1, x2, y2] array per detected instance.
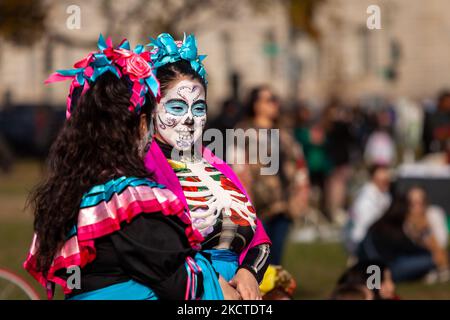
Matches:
[[172, 160, 257, 237], [169, 158, 270, 277]]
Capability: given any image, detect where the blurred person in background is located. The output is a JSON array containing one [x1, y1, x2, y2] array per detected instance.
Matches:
[[331, 260, 398, 300], [364, 107, 397, 167], [404, 186, 449, 283], [407, 186, 448, 249], [208, 98, 244, 134], [422, 90, 450, 156], [395, 98, 424, 163], [0, 134, 13, 173], [350, 104, 375, 161], [294, 104, 332, 220], [346, 165, 392, 253], [329, 284, 373, 300], [358, 190, 449, 283], [234, 86, 309, 265], [207, 98, 244, 162], [323, 99, 356, 224]]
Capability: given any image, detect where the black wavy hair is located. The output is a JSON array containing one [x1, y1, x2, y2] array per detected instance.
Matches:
[[28, 72, 156, 274], [246, 85, 271, 118], [336, 260, 388, 300], [370, 191, 409, 236]]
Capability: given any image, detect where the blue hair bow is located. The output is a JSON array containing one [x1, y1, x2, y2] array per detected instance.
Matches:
[[54, 34, 121, 85], [147, 33, 208, 84]]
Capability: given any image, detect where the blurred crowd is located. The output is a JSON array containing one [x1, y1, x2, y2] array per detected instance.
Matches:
[[209, 85, 450, 299]]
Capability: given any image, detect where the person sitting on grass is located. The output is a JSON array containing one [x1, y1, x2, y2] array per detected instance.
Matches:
[[358, 191, 449, 283], [331, 260, 398, 300]]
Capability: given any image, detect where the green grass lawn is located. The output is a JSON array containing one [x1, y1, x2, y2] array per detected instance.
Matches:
[[284, 242, 450, 299], [0, 160, 449, 300]]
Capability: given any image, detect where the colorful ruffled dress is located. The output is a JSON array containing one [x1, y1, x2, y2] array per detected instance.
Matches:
[[23, 176, 222, 300]]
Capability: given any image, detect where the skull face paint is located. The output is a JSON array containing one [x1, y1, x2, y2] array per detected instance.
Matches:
[[154, 79, 207, 150]]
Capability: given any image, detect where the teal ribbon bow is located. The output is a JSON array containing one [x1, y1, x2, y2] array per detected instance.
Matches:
[[148, 33, 208, 84], [56, 34, 121, 85]]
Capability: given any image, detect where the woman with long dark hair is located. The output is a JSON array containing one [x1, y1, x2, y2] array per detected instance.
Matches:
[[23, 36, 224, 300], [234, 86, 309, 266]]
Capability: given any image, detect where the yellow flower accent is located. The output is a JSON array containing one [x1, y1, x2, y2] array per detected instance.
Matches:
[[259, 265, 277, 294]]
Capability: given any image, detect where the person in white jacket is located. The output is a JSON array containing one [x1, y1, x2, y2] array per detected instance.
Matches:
[[347, 165, 392, 253]]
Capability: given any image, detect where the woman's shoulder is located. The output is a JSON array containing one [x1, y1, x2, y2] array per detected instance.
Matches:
[[77, 176, 185, 241]]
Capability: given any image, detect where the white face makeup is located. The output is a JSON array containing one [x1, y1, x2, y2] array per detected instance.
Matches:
[[154, 79, 207, 150]]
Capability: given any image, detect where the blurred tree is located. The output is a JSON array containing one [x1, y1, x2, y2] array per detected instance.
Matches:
[[287, 0, 325, 40], [0, 0, 47, 46], [99, 0, 276, 40]]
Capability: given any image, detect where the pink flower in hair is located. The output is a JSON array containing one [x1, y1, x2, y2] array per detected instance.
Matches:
[[125, 54, 152, 79]]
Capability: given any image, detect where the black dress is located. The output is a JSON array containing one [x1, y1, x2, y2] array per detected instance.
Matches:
[[64, 213, 205, 299]]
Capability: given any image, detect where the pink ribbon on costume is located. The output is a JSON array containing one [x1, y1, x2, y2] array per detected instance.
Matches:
[[185, 256, 202, 300]]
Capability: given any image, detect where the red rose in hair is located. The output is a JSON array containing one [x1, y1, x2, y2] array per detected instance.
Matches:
[[125, 54, 152, 79]]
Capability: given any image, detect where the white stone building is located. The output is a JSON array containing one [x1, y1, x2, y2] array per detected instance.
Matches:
[[0, 0, 290, 116], [307, 0, 450, 104], [2, 0, 450, 113]]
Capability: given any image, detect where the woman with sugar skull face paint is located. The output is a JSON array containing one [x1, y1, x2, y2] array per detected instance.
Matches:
[[144, 33, 272, 300]]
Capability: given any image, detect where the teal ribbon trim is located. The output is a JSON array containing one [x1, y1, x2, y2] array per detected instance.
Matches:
[[203, 249, 239, 282], [194, 253, 224, 300], [67, 280, 158, 300], [80, 176, 165, 208]]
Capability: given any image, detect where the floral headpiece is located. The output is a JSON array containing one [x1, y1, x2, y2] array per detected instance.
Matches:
[[46, 34, 160, 119], [147, 33, 207, 84]]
